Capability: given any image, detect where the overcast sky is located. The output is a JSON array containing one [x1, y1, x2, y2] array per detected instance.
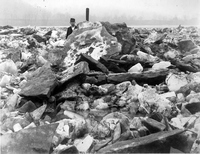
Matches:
[[24, 0, 200, 19], [0, 0, 199, 26]]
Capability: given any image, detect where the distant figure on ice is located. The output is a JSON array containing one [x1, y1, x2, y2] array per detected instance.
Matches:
[[66, 18, 77, 39]]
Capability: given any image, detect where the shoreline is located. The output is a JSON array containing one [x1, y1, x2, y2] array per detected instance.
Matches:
[[3, 24, 199, 28]]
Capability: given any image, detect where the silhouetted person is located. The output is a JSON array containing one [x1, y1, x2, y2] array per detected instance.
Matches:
[[66, 18, 77, 39]]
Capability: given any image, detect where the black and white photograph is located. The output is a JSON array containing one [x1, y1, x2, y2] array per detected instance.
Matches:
[[0, 0, 200, 153]]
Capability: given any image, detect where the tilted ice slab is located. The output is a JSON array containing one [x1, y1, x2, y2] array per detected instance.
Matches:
[[63, 21, 122, 69]]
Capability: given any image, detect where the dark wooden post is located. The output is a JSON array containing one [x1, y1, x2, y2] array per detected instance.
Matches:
[[86, 8, 89, 21]]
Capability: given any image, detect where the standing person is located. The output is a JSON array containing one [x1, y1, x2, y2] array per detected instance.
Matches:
[[66, 18, 78, 39]]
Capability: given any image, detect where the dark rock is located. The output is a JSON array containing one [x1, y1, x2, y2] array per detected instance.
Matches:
[[178, 40, 197, 52], [17, 101, 37, 113], [142, 118, 166, 133], [84, 76, 98, 84], [33, 34, 47, 44], [137, 126, 150, 137], [44, 30, 52, 37], [170, 59, 200, 72], [0, 123, 58, 154], [99, 57, 127, 73], [43, 30, 52, 41], [60, 145, 79, 154], [106, 62, 127, 73], [84, 72, 107, 85], [149, 112, 163, 122], [107, 69, 169, 85], [119, 54, 154, 68], [60, 61, 90, 84], [98, 129, 185, 153], [19, 63, 58, 98], [60, 138, 70, 145], [76, 53, 109, 74], [185, 102, 200, 114], [138, 33, 148, 39], [101, 22, 136, 54], [170, 131, 197, 153]]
